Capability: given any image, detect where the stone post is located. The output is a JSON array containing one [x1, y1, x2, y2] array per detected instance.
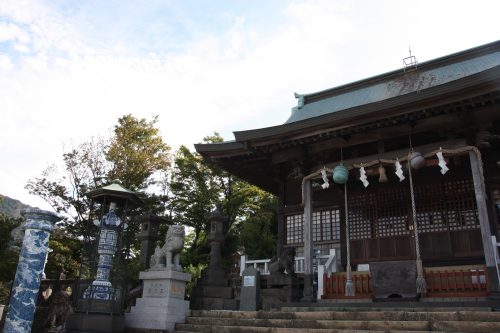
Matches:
[[3, 208, 61, 333]]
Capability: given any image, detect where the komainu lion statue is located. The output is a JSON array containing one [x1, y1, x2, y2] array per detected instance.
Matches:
[[269, 247, 296, 276], [149, 225, 185, 271]]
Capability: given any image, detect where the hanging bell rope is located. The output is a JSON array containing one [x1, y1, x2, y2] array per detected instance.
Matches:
[[344, 183, 355, 296], [407, 149, 426, 294]]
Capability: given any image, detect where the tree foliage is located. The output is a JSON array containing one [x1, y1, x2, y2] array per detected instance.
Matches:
[[25, 114, 171, 276], [171, 133, 277, 267], [106, 114, 171, 191], [0, 213, 21, 304], [25, 121, 277, 292]]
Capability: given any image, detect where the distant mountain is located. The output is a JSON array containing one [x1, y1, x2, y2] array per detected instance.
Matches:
[[0, 194, 33, 219]]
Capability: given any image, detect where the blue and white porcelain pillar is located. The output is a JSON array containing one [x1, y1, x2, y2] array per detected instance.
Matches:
[[3, 208, 61, 333]]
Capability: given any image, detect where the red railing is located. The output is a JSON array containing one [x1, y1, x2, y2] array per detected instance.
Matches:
[[322, 267, 489, 299], [322, 273, 372, 299], [424, 268, 488, 297]]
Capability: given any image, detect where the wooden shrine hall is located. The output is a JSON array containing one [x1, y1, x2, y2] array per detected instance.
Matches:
[[195, 40, 500, 301]]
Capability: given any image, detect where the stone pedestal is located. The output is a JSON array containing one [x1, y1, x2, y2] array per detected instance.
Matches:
[[65, 313, 124, 333], [125, 269, 191, 332]]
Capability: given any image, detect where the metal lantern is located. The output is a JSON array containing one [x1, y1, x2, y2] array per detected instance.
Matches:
[[82, 181, 142, 301], [68, 181, 143, 333], [333, 164, 349, 184]]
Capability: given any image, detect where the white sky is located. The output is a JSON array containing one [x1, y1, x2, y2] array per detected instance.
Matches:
[[1, 0, 499, 210]]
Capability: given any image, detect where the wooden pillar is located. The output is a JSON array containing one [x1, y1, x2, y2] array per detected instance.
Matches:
[[277, 182, 285, 258], [302, 179, 314, 301], [469, 151, 500, 292]]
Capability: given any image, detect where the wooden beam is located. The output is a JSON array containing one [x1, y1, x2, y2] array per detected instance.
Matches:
[[272, 147, 302, 164], [311, 139, 466, 171], [469, 151, 500, 292], [307, 112, 462, 155]]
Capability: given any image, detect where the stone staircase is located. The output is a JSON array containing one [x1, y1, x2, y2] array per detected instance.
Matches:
[[174, 306, 500, 333]]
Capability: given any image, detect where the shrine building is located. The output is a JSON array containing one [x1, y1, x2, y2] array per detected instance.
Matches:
[[195, 40, 500, 300]]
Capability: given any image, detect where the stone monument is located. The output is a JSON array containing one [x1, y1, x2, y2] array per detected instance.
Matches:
[[240, 266, 260, 311], [190, 209, 237, 310], [125, 225, 191, 332], [3, 208, 62, 333]]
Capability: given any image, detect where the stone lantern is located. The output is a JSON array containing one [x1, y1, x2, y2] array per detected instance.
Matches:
[[190, 207, 237, 310], [136, 214, 169, 269], [207, 209, 227, 270], [66, 181, 142, 333]]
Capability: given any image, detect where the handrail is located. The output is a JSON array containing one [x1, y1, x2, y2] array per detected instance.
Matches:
[[240, 251, 337, 276]]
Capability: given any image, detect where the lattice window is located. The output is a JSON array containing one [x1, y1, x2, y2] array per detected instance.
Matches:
[[415, 179, 479, 232], [442, 179, 479, 231], [285, 214, 303, 244], [285, 209, 340, 244], [348, 192, 376, 240], [313, 210, 341, 242], [375, 187, 410, 238], [347, 177, 479, 241]]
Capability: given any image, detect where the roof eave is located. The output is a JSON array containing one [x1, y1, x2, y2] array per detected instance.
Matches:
[[234, 65, 500, 143]]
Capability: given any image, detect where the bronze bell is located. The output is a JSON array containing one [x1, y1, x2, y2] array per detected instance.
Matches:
[[410, 151, 426, 169], [378, 165, 388, 183]]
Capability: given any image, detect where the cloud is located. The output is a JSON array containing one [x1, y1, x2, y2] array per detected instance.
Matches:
[[1, 0, 499, 209]]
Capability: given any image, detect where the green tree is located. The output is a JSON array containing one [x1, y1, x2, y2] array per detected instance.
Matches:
[[170, 133, 277, 267], [238, 194, 277, 259], [0, 213, 21, 304], [106, 114, 171, 191], [26, 114, 171, 277], [26, 137, 107, 240], [44, 229, 83, 279], [170, 145, 218, 253]]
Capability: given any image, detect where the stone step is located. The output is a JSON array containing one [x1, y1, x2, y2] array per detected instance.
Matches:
[[186, 317, 430, 330], [281, 306, 494, 312], [175, 306, 500, 333], [189, 310, 500, 322], [184, 317, 500, 332], [174, 325, 454, 333]]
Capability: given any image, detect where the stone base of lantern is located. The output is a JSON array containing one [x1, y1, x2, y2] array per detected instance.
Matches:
[[66, 312, 125, 333], [125, 269, 191, 332]]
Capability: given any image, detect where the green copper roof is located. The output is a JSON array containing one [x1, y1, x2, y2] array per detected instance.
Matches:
[[86, 182, 143, 207], [286, 41, 500, 124]]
